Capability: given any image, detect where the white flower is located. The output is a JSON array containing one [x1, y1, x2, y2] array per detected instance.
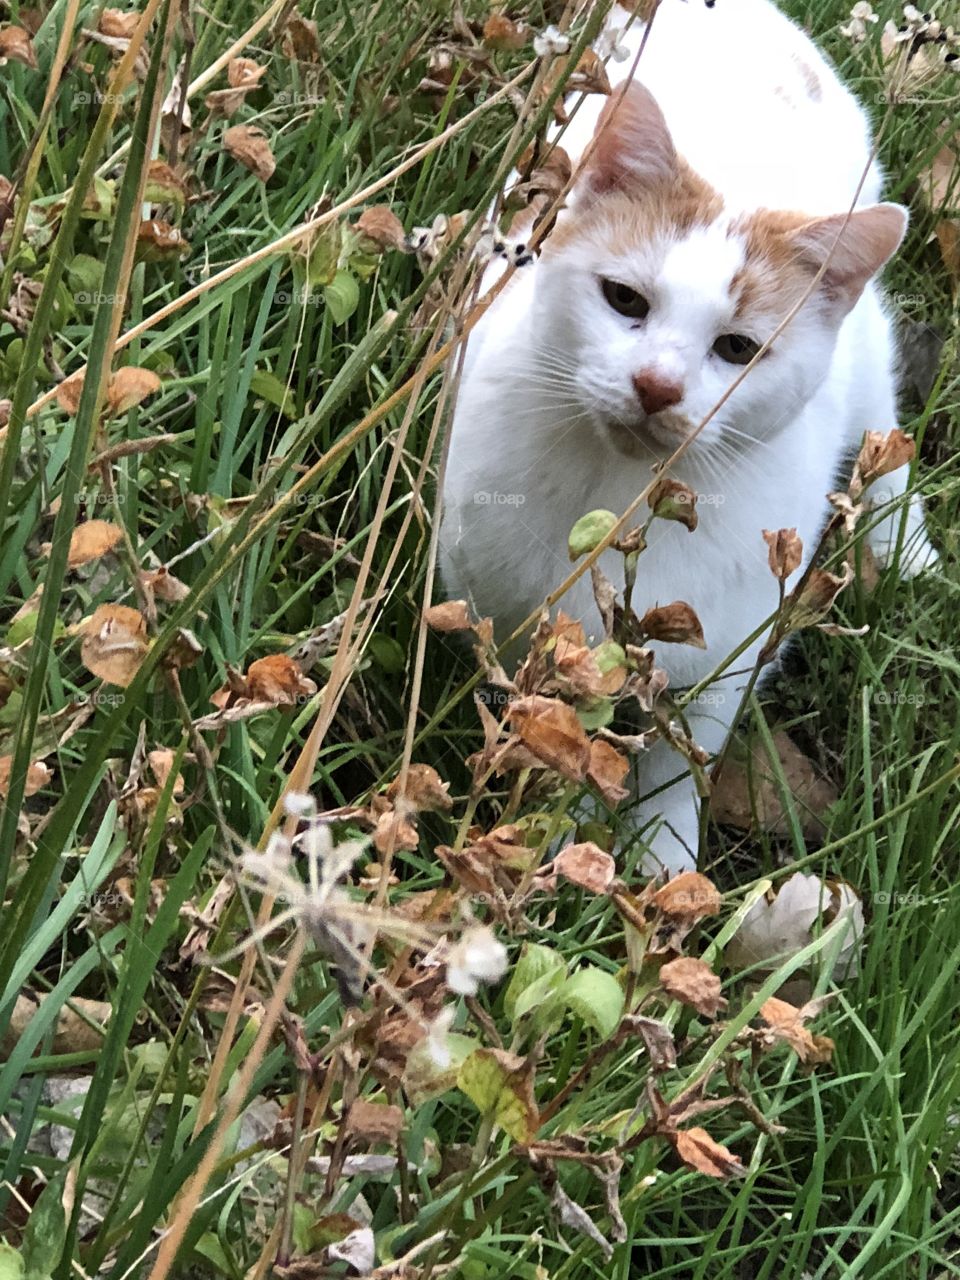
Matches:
[[445, 925, 508, 995], [425, 1005, 456, 1068], [282, 789, 315, 818], [533, 24, 570, 58], [725, 872, 864, 979], [841, 2, 879, 42], [596, 21, 631, 62]]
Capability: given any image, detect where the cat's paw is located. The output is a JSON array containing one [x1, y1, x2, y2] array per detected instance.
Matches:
[[866, 493, 940, 580]]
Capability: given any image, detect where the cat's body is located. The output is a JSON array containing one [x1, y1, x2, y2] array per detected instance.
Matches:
[[440, 0, 938, 870]]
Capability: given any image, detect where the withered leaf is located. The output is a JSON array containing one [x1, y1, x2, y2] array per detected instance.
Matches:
[[659, 956, 727, 1018], [245, 654, 317, 705], [147, 747, 184, 796], [710, 730, 838, 840], [281, 14, 320, 62], [482, 14, 528, 50], [653, 872, 721, 922], [355, 205, 406, 251], [386, 763, 452, 813], [373, 806, 419, 855], [672, 1127, 745, 1179], [223, 124, 276, 181], [106, 366, 161, 415], [344, 1098, 404, 1146], [80, 604, 149, 687], [99, 9, 140, 38], [638, 601, 706, 649], [0, 25, 38, 68], [67, 519, 124, 567], [856, 428, 916, 487], [0, 755, 52, 797], [140, 565, 190, 602], [552, 841, 615, 894], [507, 695, 592, 781], [227, 56, 268, 88], [762, 527, 803, 581], [144, 159, 187, 206], [424, 599, 474, 632], [648, 475, 698, 531], [759, 996, 834, 1065], [587, 738, 629, 806], [2, 993, 110, 1060], [56, 370, 85, 415], [137, 218, 190, 260]]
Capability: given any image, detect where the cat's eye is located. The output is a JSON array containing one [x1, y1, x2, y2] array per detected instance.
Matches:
[[601, 278, 650, 320], [712, 333, 761, 365]]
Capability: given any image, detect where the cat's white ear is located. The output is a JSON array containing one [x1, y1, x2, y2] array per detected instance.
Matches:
[[581, 79, 677, 196], [792, 204, 908, 312]]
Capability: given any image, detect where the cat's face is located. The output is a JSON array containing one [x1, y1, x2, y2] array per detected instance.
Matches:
[[530, 82, 906, 460]]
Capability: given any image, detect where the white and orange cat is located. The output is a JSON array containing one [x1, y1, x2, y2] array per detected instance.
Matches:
[[440, 0, 938, 871]]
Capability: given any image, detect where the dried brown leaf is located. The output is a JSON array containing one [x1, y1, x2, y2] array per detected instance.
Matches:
[[507, 695, 592, 781], [587, 738, 629, 806], [552, 841, 616, 894], [0, 25, 37, 68], [80, 604, 149, 687], [424, 599, 474, 632], [672, 1127, 745, 1179], [355, 205, 406, 251], [762, 527, 803, 581], [638, 601, 706, 649], [0, 756, 52, 797], [67, 519, 124, 567], [659, 956, 727, 1018], [223, 124, 276, 181]]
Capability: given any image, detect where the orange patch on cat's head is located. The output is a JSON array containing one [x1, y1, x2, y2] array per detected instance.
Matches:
[[731, 204, 907, 320], [544, 79, 722, 256], [546, 158, 723, 257], [730, 209, 818, 321]]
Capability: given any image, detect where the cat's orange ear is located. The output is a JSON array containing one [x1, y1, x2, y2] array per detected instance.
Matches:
[[581, 79, 677, 196], [790, 204, 908, 311]]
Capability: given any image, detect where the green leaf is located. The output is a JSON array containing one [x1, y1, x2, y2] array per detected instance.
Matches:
[[403, 1032, 476, 1106], [0, 1243, 24, 1280], [504, 942, 566, 1025], [593, 641, 626, 674], [568, 509, 618, 560], [457, 1048, 538, 1142], [560, 966, 625, 1038], [577, 697, 614, 731], [21, 1168, 67, 1280], [368, 633, 406, 673], [324, 269, 360, 324], [249, 369, 296, 418]]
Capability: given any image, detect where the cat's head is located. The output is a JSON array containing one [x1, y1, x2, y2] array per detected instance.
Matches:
[[532, 80, 906, 459]]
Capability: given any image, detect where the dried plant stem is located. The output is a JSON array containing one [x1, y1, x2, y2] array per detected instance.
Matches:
[[23, 62, 536, 425], [146, 934, 306, 1280]]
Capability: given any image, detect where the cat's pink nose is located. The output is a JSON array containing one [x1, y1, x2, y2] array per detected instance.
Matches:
[[632, 370, 683, 416]]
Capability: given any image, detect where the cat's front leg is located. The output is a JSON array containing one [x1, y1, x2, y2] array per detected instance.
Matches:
[[863, 462, 939, 578], [631, 704, 736, 877]]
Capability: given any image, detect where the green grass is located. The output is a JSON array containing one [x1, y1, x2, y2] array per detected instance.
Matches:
[[0, 1, 958, 1277]]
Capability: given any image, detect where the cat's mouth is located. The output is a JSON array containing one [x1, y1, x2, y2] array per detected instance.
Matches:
[[605, 409, 695, 457]]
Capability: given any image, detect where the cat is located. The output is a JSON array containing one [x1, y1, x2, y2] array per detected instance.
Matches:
[[439, 0, 939, 873]]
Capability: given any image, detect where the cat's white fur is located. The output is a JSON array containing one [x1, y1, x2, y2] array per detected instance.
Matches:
[[440, 0, 938, 871]]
